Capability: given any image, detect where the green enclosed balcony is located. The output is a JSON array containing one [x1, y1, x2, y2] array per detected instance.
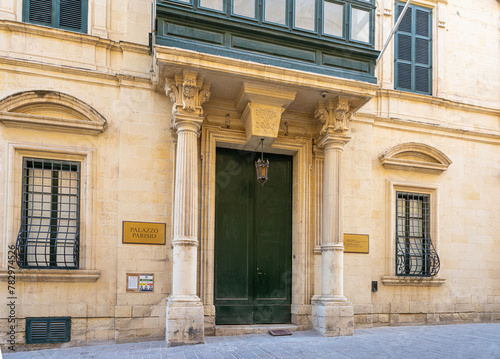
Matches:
[[156, 0, 379, 83]]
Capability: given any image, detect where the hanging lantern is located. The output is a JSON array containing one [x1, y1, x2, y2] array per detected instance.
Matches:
[[255, 138, 269, 186]]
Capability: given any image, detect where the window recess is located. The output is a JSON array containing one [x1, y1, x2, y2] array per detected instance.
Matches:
[[396, 191, 439, 277], [15, 158, 80, 269]]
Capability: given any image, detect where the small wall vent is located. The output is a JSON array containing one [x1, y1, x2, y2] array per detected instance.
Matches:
[[26, 317, 71, 344]]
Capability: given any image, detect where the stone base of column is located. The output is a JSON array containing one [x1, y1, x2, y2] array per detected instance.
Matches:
[[312, 299, 354, 337], [166, 300, 205, 347]]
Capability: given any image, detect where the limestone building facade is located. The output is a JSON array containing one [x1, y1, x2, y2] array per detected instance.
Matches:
[[0, 0, 499, 351]]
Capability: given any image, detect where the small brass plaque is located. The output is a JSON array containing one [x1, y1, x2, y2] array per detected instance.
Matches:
[[344, 234, 369, 254], [123, 221, 166, 245]]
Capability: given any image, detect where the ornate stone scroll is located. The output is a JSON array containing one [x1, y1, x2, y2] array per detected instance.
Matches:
[[166, 70, 211, 130], [314, 97, 351, 136]]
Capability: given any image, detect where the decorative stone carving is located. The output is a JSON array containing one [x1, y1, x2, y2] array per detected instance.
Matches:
[[315, 97, 351, 136], [241, 103, 284, 147], [235, 82, 296, 147], [165, 70, 211, 129]]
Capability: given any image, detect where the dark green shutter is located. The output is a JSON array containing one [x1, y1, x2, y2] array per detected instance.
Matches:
[[26, 317, 71, 344], [59, 0, 83, 31], [23, 0, 87, 33], [28, 0, 52, 25], [395, 3, 432, 95]]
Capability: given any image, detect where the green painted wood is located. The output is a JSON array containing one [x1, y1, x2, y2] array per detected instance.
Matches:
[[394, 2, 432, 95], [214, 148, 292, 325], [156, 1, 379, 83], [166, 23, 224, 45], [23, 0, 87, 33], [156, 36, 377, 83], [26, 317, 71, 344], [232, 36, 316, 62], [323, 54, 370, 72]]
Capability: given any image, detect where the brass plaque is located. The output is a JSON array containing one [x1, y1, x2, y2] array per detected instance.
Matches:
[[344, 234, 369, 254], [122, 221, 166, 245]]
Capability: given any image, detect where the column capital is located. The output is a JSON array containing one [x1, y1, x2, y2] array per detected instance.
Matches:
[[165, 70, 211, 133], [314, 96, 352, 148]]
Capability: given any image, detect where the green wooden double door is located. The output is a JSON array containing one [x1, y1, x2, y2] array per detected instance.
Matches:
[[214, 148, 292, 325]]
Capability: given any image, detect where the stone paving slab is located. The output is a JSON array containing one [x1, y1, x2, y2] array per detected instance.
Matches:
[[3, 323, 500, 359]]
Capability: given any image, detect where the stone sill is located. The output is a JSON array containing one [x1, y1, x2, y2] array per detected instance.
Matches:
[[381, 276, 446, 287], [0, 269, 101, 282]]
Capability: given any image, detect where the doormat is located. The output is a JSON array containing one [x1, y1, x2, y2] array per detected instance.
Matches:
[[268, 329, 292, 336]]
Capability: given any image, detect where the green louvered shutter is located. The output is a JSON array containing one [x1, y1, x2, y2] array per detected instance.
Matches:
[[395, 3, 432, 95], [27, 0, 52, 26], [23, 0, 87, 33], [26, 317, 71, 344]]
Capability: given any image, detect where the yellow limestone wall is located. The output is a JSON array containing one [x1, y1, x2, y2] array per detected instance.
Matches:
[[0, 0, 498, 351]]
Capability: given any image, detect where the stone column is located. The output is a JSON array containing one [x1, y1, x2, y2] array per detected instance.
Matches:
[[165, 70, 211, 346], [312, 97, 354, 337]]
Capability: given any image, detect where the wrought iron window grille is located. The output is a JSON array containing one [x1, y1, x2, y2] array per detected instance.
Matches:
[[395, 191, 439, 277], [15, 158, 80, 269]]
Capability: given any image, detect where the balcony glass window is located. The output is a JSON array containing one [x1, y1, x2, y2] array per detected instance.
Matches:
[[233, 0, 256, 18], [323, 2, 344, 37], [200, 0, 223, 11], [294, 0, 316, 31], [351, 7, 370, 42], [265, 0, 287, 25]]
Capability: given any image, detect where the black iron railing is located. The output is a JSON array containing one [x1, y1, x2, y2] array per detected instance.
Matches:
[[15, 158, 80, 269], [396, 191, 440, 277]]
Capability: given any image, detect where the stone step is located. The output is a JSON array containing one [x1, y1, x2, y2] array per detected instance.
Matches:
[[215, 324, 299, 336]]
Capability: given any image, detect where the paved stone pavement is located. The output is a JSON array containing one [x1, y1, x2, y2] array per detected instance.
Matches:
[[3, 323, 500, 359]]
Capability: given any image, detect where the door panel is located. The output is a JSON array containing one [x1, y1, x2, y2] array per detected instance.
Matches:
[[214, 148, 292, 325], [214, 150, 254, 324]]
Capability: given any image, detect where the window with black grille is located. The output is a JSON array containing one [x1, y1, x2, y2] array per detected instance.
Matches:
[[15, 158, 80, 269], [22, 0, 88, 33], [26, 317, 71, 344], [394, 2, 432, 95], [396, 192, 439, 276]]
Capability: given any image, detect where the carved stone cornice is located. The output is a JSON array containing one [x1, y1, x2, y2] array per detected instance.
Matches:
[[315, 97, 351, 140], [165, 70, 211, 132]]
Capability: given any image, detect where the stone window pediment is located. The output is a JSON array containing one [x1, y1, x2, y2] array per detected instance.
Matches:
[[0, 91, 106, 135], [379, 142, 451, 173]]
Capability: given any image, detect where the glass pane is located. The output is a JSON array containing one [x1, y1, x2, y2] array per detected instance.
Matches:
[[28, 193, 52, 218], [60, 170, 78, 195], [351, 8, 370, 42], [265, 0, 286, 25], [28, 169, 52, 193], [323, 2, 343, 37], [409, 218, 423, 237], [409, 199, 422, 216], [200, 0, 223, 11], [233, 0, 255, 18], [294, 0, 315, 31]]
